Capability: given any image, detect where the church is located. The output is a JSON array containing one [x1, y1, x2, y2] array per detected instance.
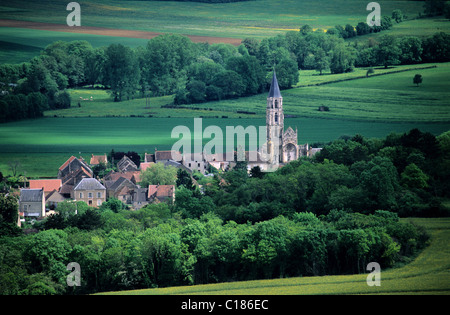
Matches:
[[188, 70, 321, 173], [252, 70, 319, 171]]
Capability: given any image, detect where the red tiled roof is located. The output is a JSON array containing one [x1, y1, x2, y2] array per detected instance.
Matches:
[[148, 185, 174, 199], [90, 154, 107, 165], [140, 162, 154, 172], [59, 156, 76, 170], [29, 179, 62, 192]]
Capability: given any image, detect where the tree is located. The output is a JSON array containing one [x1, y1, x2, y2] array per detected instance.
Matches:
[[176, 169, 194, 189], [140, 163, 177, 187], [242, 38, 260, 56], [226, 55, 265, 95], [344, 24, 356, 38], [0, 194, 19, 230], [300, 24, 313, 36], [143, 34, 197, 96], [312, 48, 330, 75], [413, 74, 423, 86], [392, 9, 404, 23], [210, 70, 245, 99], [424, 0, 446, 16], [366, 67, 374, 77], [25, 229, 71, 289], [84, 47, 105, 87], [401, 163, 429, 189], [102, 44, 140, 102], [399, 37, 423, 64], [356, 22, 371, 36], [329, 44, 356, 74], [375, 35, 401, 68]]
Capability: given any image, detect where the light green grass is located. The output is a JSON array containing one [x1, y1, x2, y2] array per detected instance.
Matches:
[[98, 218, 450, 295]]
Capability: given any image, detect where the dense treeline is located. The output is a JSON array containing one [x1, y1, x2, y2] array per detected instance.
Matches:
[[1, 128, 448, 294], [2, 13, 450, 121]]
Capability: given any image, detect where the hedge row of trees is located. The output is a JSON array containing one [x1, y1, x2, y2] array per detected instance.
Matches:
[[0, 199, 429, 294], [2, 23, 450, 119]]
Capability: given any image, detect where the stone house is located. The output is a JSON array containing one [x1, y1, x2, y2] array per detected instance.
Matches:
[[148, 185, 175, 203], [73, 178, 106, 207], [19, 188, 45, 218], [117, 155, 138, 173], [90, 154, 108, 166]]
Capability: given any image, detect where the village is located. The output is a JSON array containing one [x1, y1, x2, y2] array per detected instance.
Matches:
[[17, 150, 215, 225], [16, 72, 322, 226]]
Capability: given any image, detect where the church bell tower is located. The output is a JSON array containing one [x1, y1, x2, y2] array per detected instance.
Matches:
[[266, 70, 284, 163]]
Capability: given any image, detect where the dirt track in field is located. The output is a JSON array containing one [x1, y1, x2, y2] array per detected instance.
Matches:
[[0, 19, 242, 46]]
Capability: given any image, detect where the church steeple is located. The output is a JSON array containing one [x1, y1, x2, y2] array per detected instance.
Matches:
[[268, 69, 282, 99], [266, 69, 284, 163]]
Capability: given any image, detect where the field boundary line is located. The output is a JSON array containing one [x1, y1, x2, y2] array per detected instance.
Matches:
[[297, 65, 438, 88]]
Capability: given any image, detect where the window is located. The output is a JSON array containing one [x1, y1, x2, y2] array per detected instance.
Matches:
[[275, 113, 278, 123], [23, 204, 28, 211], [97, 199, 102, 206], [88, 192, 93, 198], [79, 192, 83, 199], [97, 192, 102, 198], [274, 100, 278, 108]]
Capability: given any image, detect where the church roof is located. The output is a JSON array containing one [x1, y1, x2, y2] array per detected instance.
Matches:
[[268, 70, 282, 98]]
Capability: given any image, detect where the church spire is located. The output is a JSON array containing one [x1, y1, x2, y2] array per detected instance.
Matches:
[[268, 69, 282, 99]]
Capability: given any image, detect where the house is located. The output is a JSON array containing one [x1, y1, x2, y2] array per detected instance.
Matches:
[[90, 154, 108, 166], [46, 189, 66, 210], [73, 178, 106, 207], [58, 156, 94, 198], [19, 188, 45, 218], [155, 150, 182, 163], [105, 177, 137, 201], [131, 187, 149, 210], [182, 153, 208, 174], [140, 162, 154, 172], [148, 185, 175, 203], [117, 155, 138, 173], [104, 170, 141, 185], [58, 156, 93, 179], [144, 153, 155, 163], [59, 168, 93, 199], [29, 179, 62, 196]]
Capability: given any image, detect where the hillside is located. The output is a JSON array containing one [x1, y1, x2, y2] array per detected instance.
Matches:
[[44, 63, 450, 123], [99, 218, 450, 295]]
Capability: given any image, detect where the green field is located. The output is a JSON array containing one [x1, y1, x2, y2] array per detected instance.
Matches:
[[0, 27, 150, 64], [0, 116, 448, 178], [97, 217, 450, 295], [0, 0, 429, 38]]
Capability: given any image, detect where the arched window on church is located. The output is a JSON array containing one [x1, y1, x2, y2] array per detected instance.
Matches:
[[274, 113, 278, 123], [274, 99, 278, 108]]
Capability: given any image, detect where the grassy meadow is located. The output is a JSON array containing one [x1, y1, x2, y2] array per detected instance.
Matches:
[[0, 0, 429, 39], [0, 27, 151, 64], [98, 217, 450, 295]]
